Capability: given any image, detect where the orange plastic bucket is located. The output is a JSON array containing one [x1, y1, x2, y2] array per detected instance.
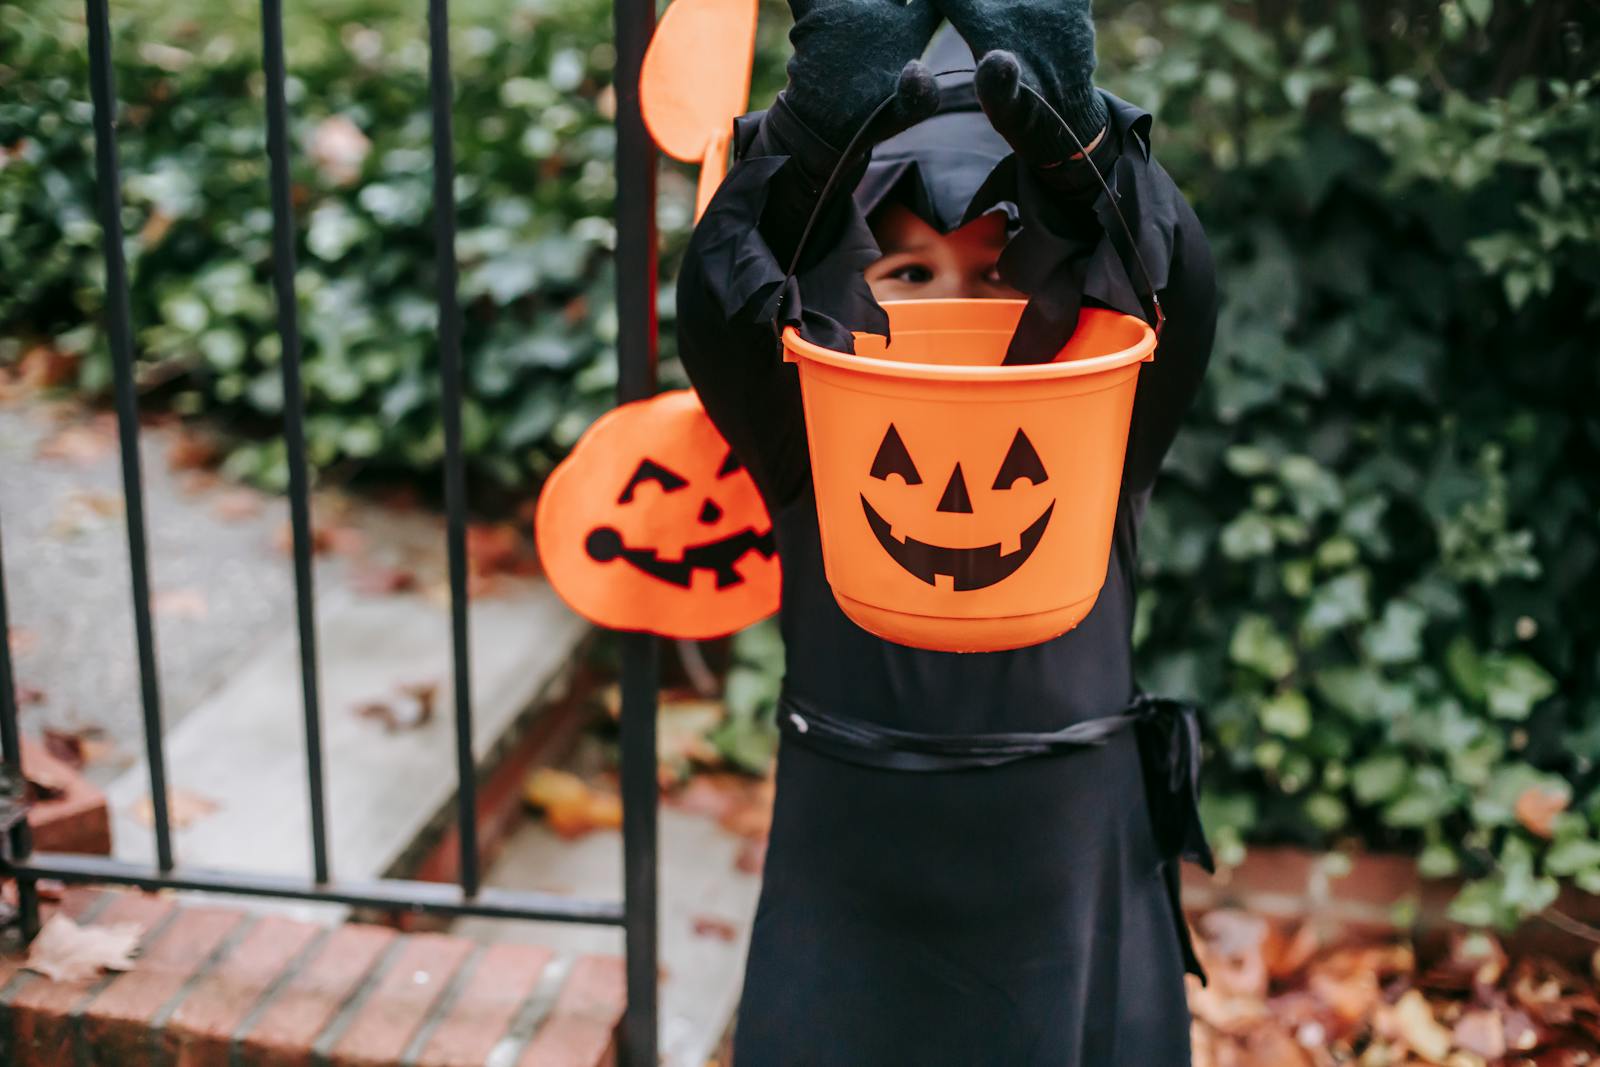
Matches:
[[782, 299, 1156, 653]]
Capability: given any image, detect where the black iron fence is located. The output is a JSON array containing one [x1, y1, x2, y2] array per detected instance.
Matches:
[[0, 0, 662, 1062]]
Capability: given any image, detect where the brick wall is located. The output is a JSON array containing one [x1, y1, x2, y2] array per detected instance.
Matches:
[[0, 888, 625, 1067]]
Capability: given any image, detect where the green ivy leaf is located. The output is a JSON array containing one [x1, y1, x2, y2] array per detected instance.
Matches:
[[1219, 512, 1276, 560], [1302, 570, 1371, 637], [1230, 615, 1296, 680], [1382, 765, 1458, 827], [1544, 838, 1600, 877], [1259, 690, 1312, 738], [1361, 600, 1427, 664], [1350, 752, 1410, 804], [1483, 654, 1557, 720]]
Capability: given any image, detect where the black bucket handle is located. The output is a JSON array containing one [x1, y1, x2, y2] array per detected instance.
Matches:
[[774, 68, 1165, 348]]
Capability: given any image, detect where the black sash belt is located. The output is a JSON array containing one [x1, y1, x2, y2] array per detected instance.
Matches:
[[776, 690, 1217, 981]]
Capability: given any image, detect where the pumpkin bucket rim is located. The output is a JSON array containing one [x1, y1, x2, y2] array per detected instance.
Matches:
[[781, 300, 1156, 383]]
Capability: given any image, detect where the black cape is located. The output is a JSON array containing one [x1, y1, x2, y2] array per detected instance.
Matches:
[[677, 50, 1219, 1064]]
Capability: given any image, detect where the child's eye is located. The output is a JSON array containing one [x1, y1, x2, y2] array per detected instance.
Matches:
[[889, 263, 935, 284]]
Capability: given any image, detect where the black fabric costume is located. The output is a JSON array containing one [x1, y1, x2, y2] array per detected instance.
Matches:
[[676, 34, 1219, 1064]]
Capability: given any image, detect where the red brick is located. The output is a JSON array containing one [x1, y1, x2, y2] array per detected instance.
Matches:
[[415, 943, 555, 1067], [518, 955, 626, 1067], [328, 932, 474, 1067], [162, 914, 322, 1067], [1200, 848, 1317, 900], [1326, 850, 1421, 909], [20, 737, 111, 855], [80, 905, 244, 1067], [235, 923, 395, 1067], [7, 891, 175, 1067]]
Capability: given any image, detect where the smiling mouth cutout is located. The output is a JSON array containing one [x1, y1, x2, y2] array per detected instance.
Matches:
[[585, 525, 777, 589], [860, 496, 1053, 591]]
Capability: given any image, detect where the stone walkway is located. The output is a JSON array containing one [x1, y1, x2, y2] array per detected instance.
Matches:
[[1, 402, 300, 782], [1, 393, 763, 1065]]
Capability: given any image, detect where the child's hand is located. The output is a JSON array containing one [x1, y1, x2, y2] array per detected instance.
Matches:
[[781, 0, 944, 151], [937, 0, 1108, 171]]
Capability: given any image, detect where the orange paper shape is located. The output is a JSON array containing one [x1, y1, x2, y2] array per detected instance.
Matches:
[[536, 390, 779, 639], [782, 301, 1156, 653], [640, 0, 758, 220]]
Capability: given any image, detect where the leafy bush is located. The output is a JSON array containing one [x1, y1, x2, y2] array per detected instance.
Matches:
[[5, 0, 1599, 929], [1, 0, 730, 489], [1096, 1, 1599, 927]]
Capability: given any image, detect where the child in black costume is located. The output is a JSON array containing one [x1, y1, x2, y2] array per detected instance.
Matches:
[[676, 1, 1219, 1062]]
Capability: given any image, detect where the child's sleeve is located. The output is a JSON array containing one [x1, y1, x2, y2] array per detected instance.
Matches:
[[1120, 187, 1216, 493], [675, 109, 892, 512]]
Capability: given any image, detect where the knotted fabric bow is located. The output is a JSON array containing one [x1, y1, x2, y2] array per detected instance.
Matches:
[[1127, 691, 1216, 875]]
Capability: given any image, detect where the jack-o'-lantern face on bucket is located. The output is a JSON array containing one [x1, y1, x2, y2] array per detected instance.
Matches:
[[859, 423, 1053, 592], [535, 391, 779, 639]]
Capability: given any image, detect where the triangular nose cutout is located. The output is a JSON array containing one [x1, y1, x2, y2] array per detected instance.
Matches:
[[937, 464, 974, 514]]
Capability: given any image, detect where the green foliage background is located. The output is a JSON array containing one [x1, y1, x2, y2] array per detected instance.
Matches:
[[3, 0, 1598, 928]]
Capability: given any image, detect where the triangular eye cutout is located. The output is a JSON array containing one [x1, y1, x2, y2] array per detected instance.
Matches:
[[869, 424, 922, 485], [716, 449, 742, 477], [992, 430, 1048, 490], [618, 458, 689, 503]]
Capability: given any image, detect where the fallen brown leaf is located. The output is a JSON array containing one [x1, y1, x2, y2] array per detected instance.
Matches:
[[49, 491, 123, 537], [691, 915, 738, 941], [17, 345, 80, 391], [523, 768, 622, 839], [8, 626, 38, 656], [353, 680, 438, 732], [350, 564, 419, 595], [36, 422, 115, 463], [1454, 1008, 1507, 1060], [131, 787, 220, 829], [466, 522, 537, 578], [38, 727, 117, 768], [734, 835, 766, 875], [23, 914, 142, 982], [167, 431, 220, 471], [178, 470, 222, 495], [274, 521, 364, 558], [1517, 785, 1570, 839], [211, 489, 265, 522], [153, 587, 209, 620]]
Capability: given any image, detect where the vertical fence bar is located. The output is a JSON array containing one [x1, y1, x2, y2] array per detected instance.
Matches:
[[261, 0, 331, 886], [85, 0, 174, 873], [612, 0, 660, 1056], [0, 518, 40, 938], [426, 0, 479, 898]]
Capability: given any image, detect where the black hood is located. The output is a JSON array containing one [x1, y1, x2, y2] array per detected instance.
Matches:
[[850, 25, 1014, 234]]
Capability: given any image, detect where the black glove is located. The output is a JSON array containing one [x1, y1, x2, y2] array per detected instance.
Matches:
[[749, 0, 943, 271], [782, 0, 944, 151], [937, 0, 1108, 178]]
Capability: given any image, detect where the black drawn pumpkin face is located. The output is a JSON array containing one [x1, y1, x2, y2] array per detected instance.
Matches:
[[535, 390, 779, 639], [858, 423, 1054, 591], [583, 446, 776, 592]]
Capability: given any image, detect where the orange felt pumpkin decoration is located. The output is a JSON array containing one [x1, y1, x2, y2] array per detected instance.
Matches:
[[535, 390, 779, 639], [640, 0, 758, 220]]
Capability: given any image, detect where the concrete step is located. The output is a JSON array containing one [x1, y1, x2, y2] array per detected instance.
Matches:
[[103, 580, 588, 916]]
